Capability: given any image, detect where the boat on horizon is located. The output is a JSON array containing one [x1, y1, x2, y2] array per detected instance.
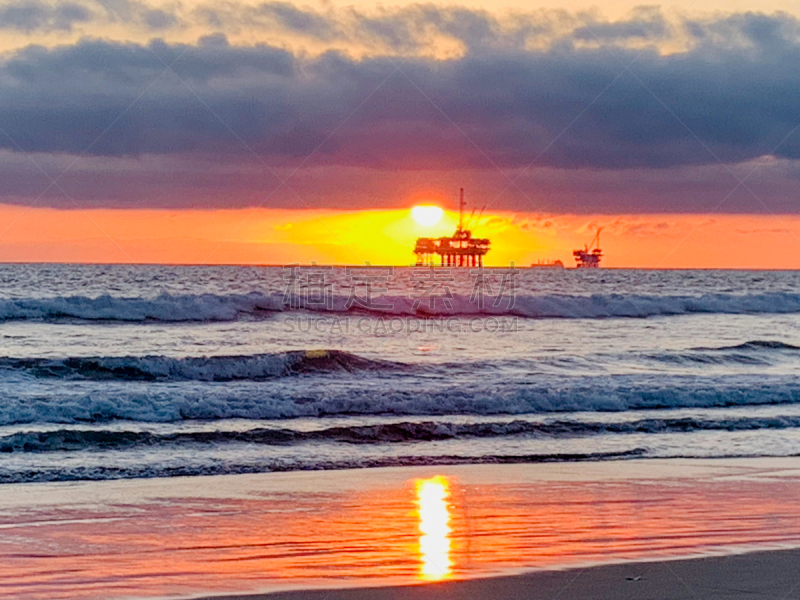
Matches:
[[530, 260, 565, 269]]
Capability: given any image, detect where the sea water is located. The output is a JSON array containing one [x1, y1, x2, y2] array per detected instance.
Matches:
[[2, 264, 800, 483]]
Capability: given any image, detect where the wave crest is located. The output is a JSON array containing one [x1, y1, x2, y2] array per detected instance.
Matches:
[[0, 450, 648, 483], [0, 350, 403, 382], [5, 415, 800, 453], [699, 340, 800, 352], [3, 291, 800, 321]]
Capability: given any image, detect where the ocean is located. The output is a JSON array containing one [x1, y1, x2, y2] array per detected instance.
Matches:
[[2, 264, 800, 484]]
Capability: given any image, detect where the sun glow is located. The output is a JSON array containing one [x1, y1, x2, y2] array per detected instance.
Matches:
[[415, 476, 452, 581], [411, 205, 444, 227], [3, 203, 800, 267]]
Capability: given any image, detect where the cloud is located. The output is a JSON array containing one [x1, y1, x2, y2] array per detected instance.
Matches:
[[0, 0, 188, 35], [254, 2, 339, 40], [1, 148, 799, 214], [142, 8, 177, 31], [4, 13, 800, 168], [573, 6, 670, 42], [2, 6, 800, 211], [0, 0, 91, 33]]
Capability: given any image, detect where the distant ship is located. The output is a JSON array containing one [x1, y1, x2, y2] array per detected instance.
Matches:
[[573, 228, 603, 268], [414, 189, 490, 267], [530, 260, 565, 269]]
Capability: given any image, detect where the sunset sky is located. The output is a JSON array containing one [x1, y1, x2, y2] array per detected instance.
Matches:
[[3, 0, 800, 266]]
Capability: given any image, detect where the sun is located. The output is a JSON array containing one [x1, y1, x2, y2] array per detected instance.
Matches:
[[411, 205, 444, 227]]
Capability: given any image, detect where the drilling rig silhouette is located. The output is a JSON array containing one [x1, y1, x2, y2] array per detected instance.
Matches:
[[573, 228, 603, 268], [413, 189, 490, 267]]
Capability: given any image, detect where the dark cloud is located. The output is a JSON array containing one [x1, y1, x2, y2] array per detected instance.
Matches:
[[4, 13, 800, 167], [204, 3, 560, 53], [3, 7, 800, 212], [143, 8, 177, 31], [0, 0, 188, 34], [683, 11, 800, 49], [573, 7, 669, 41], [255, 2, 339, 40], [1, 149, 798, 214], [0, 0, 91, 32]]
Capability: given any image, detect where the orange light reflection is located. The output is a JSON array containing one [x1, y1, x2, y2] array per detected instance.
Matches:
[[416, 476, 452, 580]]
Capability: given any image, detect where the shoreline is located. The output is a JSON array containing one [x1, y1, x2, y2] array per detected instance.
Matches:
[[199, 547, 800, 600], [4, 458, 800, 600]]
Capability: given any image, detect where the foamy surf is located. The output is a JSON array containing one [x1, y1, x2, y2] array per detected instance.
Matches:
[[4, 290, 800, 321], [5, 414, 800, 454], [0, 350, 404, 381], [1, 372, 800, 426]]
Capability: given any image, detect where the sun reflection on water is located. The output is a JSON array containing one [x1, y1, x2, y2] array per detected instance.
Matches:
[[415, 476, 452, 581]]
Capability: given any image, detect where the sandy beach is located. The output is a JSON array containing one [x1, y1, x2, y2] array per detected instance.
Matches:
[[202, 547, 800, 600]]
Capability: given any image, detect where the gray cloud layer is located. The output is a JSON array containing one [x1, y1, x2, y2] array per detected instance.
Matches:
[[2, 5, 800, 211], [0, 0, 91, 33]]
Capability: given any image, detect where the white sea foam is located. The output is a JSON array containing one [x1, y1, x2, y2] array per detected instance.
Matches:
[[1, 374, 799, 425], [5, 415, 800, 454], [0, 292, 286, 322], [3, 291, 800, 321], [0, 351, 402, 381]]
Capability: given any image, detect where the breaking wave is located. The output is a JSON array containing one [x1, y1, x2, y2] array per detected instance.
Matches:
[[0, 350, 404, 382], [0, 450, 648, 484], [5, 291, 800, 321], [647, 340, 800, 365], [5, 416, 800, 453], [696, 340, 800, 352], [2, 373, 800, 425], [0, 292, 285, 322]]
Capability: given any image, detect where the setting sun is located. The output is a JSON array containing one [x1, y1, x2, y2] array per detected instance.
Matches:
[[411, 205, 445, 227]]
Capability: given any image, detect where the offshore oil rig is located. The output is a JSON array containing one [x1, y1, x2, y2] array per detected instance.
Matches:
[[573, 228, 603, 268], [414, 189, 490, 267]]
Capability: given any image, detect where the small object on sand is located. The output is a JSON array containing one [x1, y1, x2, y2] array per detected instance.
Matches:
[[626, 576, 643, 581]]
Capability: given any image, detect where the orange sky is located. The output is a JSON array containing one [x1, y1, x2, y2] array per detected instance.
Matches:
[[2, 203, 799, 268]]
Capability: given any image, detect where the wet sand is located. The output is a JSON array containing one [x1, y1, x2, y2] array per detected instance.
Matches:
[[3, 459, 800, 599], [203, 547, 800, 600]]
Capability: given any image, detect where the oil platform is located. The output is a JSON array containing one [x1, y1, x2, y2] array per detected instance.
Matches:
[[573, 228, 603, 268], [414, 189, 490, 267]]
